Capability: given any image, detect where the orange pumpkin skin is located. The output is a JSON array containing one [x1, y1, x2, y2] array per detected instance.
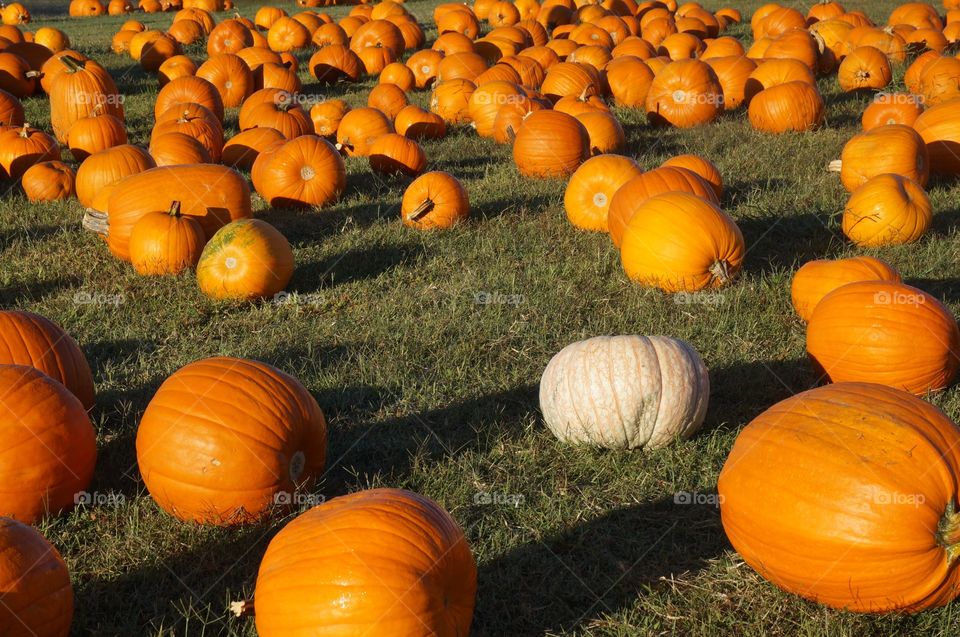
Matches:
[[748, 81, 823, 134], [368, 133, 426, 176], [253, 488, 477, 637], [0, 124, 60, 181], [222, 127, 285, 170], [335, 106, 393, 156], [74, 144, 154, 208], [21, 160, 74, 202], [0, 365, 96, 523], [401, 170, 469, 230], [620, 191, 745, 293], [148, 131, 211, 166], [563, 154, 643, 231], [259, 135, 346, 208], [512, 110, 589, 178], [0, 310, 94, 410], [837, 45, 891, 92], [394, 104, 447, 140], [129, 202, 206, 275], [913, 98, 960, 176], [136, 357, 326, 525], [704, 55, 756, 110], [196, 219, 294, 301], [645, 59, 722, 128], [835, 124, 929, 191], [861, 93, 923, 130], [807, 281, 960, 394], [0, 517, 73, 637], [661, 154, 722, 198], [790, 256, 901, 322], [842, 174, 931, 247], [719, 382, 960, 612]]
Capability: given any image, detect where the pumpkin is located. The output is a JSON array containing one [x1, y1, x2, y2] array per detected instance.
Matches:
[[1, 2, 30, 24], [379, 61, 415, 91], [620, 191, 744, 292], [137, 356, 326, 524], [149, 131, 210, 166], [430, 78, 476, 124], [368, 133, 426, 176], [308, 45, 362, 84], [0, 310, 94, 409], [605, 56, 654, 108], [128, 201, 205, 275], [540, 61, 600, 102], [196, 54, 253, 108], [139, 35, 181, 73], [157, 55, 198, 87], [367, 81, 408, 120], [84, 164, 251, 261], [0, 51, 36, 98], [167, 19, 204, 46], [830, 125, 928, 191], [154, 76, 224, 123], [513, 110, 589, 178], [0, 365, 96, 523], [21, 160, 74, 202], [394, 104, 446, 140], [575, 111, 625, 155], [540, 335, 709, 449], [748, 81, 823, 134], [661, 154, 722, 199], [646, 59, 722, 128], [704, 55, 757, 110], [791, 256, 901, 322], [718, 382, 960, 612], [564, 154, 643, 232], [0, 518, 73, 637], [309, 99, 349, 138], [0, 124, 59, 180], [267, 16, 311, 52], [401, 171, 469, 230], [861, 93, 923, 130], [607, 166, 719, 247], [240, 98, 311, 140], [913, 99, 960, 176], [807, 281, 960, 394], [312, 22, 349, 48], [0, 87, 23, 126], [837, 46, 891, 92], [222, 127, 285, 169], [207, 18, 253, 56], [66, 107, 126, 161], [49, 56, 123, 144], [152, 104, 223, 161], [258, 135, 345, 208], [250, 488, 476, 637], [335, 106, 392, 156], [842, 173, 931, 247], [905, 50, 942, 94], [406, 49, 443, 88], [917, 56, 960, 106], [196, 219, 293, 301], [74, 144, 154, 208]]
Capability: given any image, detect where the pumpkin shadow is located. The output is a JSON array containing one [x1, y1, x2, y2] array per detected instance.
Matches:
[[0, 224, 64, 251], [287, 240, 428, 292], [473, 494, 728, 636], [929, 205, 960, 237], [0, 274, 83, 305], [904, 278, 960, 306], [736, 211, 843, 273], [701, 357, 815, 437]]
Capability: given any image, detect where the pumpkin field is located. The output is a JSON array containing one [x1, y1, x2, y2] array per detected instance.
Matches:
[[5, 0, 960, 634]]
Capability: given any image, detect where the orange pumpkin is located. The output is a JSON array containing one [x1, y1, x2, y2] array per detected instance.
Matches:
[[512, 110, 589, 177], [309, 99, 350, 138], [394, 104, 446, 140], [149, 131, 211, 166], [605, 56, 654, 108], [791, 256, 901, 322], [401, 171, 470, 229], [861, 93, 923, 130], [196, 219, 294, 301], [129, 201, 206, 275], [0, 87, 24, 127], [21, 159, 74, 202], [917, 56, 960, 106], [842, 173, 931, 247], [74, 143, 154, 208], [308, 44, 361, 83], [196, 53, 253, 108], [807, 281, 960, 394], [837, 46, 891, 92], [719, 382, 960, 612], [335, 106, 392, 156], [620, 191, 744, 292], [430, 78, 476, 124], [153, 104, 223, 161], [704, 55, 756, 110], [222, 127, 285, 170], [576, 110, 626, 155], [748, 81, 823, 134], [251, 488, 476, 637], [563, 154, 643, 231], [0, 365, 96, 523], [49, 55, 123, 144], [66, 107, 127, 161], [0, 124, 60, 180], [137, 356, 326, 523], [913, 99, 960, 175], [155, 75, 224, 122], [831, 125, 928, 191], [367, 81, 408, 120], [258, 135, 345, 208], [368, 133, 426, 176], [646, 59, 722, 127]]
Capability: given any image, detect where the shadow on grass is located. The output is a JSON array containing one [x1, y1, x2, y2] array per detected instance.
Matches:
[[288, 240, 428, 292], [737, 211, 842, 273], [0, 274, 82, 305], [0, 224, 63, 251], [930, 206, 960, 237], [904, 277, 960, 305], [474, 494, 727, 636]]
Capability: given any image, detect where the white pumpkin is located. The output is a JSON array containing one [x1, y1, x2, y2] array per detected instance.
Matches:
[[539, 335, 709, 449]]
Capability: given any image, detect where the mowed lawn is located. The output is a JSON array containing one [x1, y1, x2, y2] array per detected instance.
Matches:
[[4, 0, 960, 634]]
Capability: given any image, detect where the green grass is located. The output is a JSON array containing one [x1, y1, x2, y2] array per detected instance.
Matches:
[[5, 0, 960, 634]]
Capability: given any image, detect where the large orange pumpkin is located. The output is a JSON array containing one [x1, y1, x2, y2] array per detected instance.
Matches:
[[719, 382, 960, 612], [128, 201, 206, 275], [790, 256, 901, 322], [74, 143, 154, 208], [136, 357, 326, 524], [196, 219, 294, 301], [512, 110, 589, 177], [748, 81, 823, 133], [258, 135, 345, 208], [913, 98, 960, 175], [807, 280, 960, 394], [841, 173, 931, 247], [831, 124, 929, 191], [251, 488, 476, 637], [563, 154, 643, 232], [0, 365, 96, 523], [49, 55, 123, 144], [645, 59, 722, 127]]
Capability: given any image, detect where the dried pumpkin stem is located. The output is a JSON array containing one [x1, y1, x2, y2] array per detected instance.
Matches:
[[168, 201, 182, 218], [407, 198, 435, 221], [230, 599, 255, 617], [709, 260, 731, 284], [938, 501, 960, 562], [59, 55, 84, 73], [827, 159, 842, 172], [82, 210, 109, 236]]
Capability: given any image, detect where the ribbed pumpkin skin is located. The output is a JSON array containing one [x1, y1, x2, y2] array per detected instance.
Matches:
[[104, 164, 252, 261], [563, 155, 643, 232], [748, 81, 823, 133], [74, 144, 154, 208], [790, 256, 901, 322], [621, 192, 745, 292], [254, 488, 477, 637], [841, 173, 931, 247], [645, 59, 722, 128], [259, 135, 345, 208], [837, 125, 929, 191], [129, 206, 206, 275], [49, 57, 123, 143], [512, 110, 589, 178], [0, 517, 73, 637], [136, 357, 326, 525], [196, 219, 293, 301], [807, 281, 960, 394], [401, 170, 469, 230], [912, 98, 960, 175], [539, 335, 709, 449], [0, 365, 96, 524], [718, 382, 960, 612], [0, 310, 94, 410]]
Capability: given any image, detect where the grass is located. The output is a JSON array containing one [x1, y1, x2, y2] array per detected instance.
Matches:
[[4, 0, 960, 634]]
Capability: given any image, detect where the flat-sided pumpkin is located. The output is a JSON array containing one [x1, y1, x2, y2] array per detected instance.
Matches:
[[719, 382, 960, 612], [540, 335, 709, 449], [791, 256, 901, 322], [807, 280, 960, 394], [196, 219, 293, 301], [136, 356, 326, 524], [251, 488, 476, 637]]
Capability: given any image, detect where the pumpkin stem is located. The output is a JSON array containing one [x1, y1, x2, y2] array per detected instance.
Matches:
[[938, 501, 960, 562], [177, 109, 191, 124], [59, 55, 85, 73], [230, 599, 255, 617], [25, 69, 40, 79], [82, 210, 109, 236], [407, 198, 434, 221], [708, 260, 731, 284], [168, 200, 182, 217], [827, 159, 842, 173], [17, 122, 29, 137], [855, 69, 870, 81]]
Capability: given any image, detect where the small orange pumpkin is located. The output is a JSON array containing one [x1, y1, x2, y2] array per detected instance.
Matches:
[[401, 171, 470, 229], [21, 160, 74, 201], [129, 201, 206, 275], [258, 135, 346, 208], [512, 110, 589, 177], [791, 256, 902, 322], [196, 219, 294, 301], [564, 154, 643, 232]]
